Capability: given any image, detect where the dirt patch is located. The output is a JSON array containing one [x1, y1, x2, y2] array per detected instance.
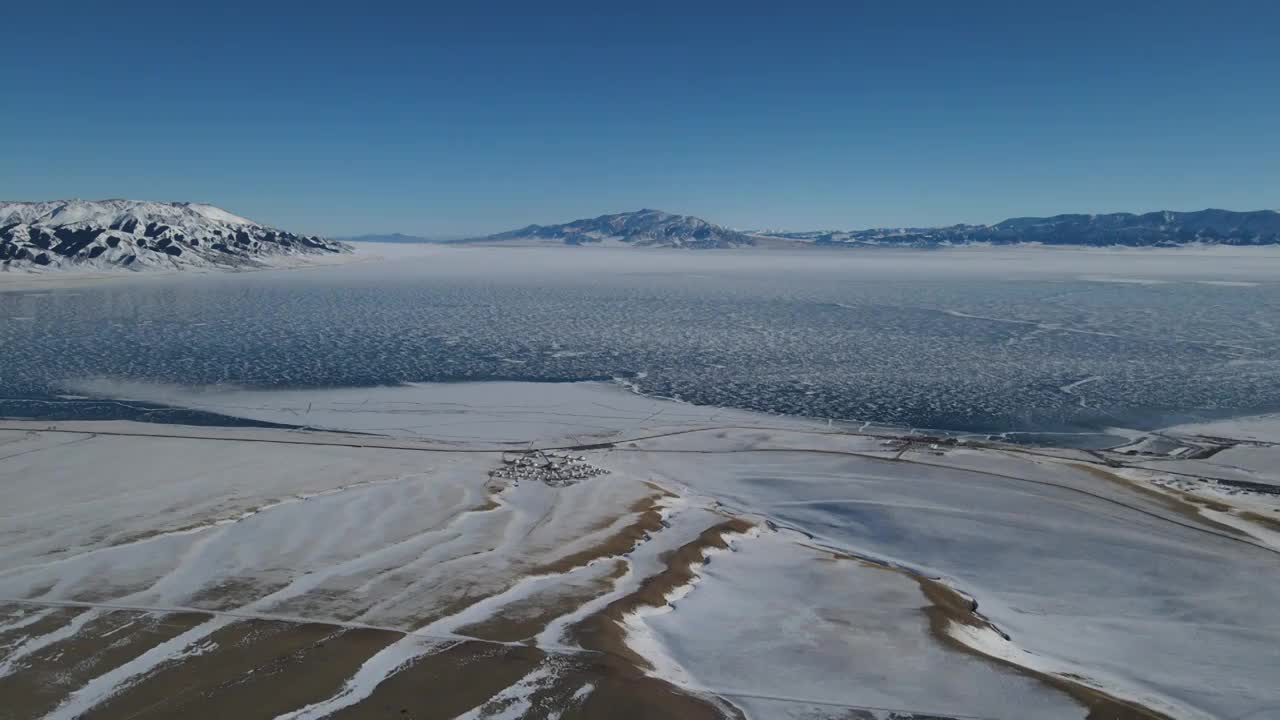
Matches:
[[0, 610, 209, 720], [329, 640, 544, 719], [330, 637, 737, 719], [570, 517, 754, 674], [185, 577, 291, 611], [1073, 464, 1246, 537], [459, 560, 628, 643], [84, 620, 399, 720], [396, 492, 669, 640], [810, 548, 1170, 720], [557, 658, 741, 720], [536, 492, 670, 575], [913, 575, 1171, 720], [1179, 494, 1232, 512], [1241, 510, 1280, 532], [0, 606, 87, 653], [507, 515, 756, 720]]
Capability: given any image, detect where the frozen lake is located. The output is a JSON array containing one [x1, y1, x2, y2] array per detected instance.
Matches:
[[3, 245, 1279, 438]]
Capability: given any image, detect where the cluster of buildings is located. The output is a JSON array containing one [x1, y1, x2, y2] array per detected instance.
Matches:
[[490, 450, 610, 487]]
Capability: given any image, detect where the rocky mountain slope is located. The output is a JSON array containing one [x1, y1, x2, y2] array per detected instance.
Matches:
[[767, 208, 1280, 247], [1, 199, 349, 271], [472, 209, 755, 248]]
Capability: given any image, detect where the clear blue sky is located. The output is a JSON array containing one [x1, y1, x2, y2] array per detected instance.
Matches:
[[4, 1, 1277, 236]]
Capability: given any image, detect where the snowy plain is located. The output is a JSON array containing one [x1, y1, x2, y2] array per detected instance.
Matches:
[[3, 378, 1279, 718], [3, 245, 1280, 718]]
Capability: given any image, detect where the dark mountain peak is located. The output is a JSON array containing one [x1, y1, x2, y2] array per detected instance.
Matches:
[[474, 209, 754, 249]]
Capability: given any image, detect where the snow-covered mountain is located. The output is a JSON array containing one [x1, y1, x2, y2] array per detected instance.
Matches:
[[1, 199, 349, 271], [471, 209, 756, 248], [764, 209, 1280, 248]]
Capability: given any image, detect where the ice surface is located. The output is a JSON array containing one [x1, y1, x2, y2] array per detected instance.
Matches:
[[4, 245, 1280, 435], [59, 379, 814, 444]]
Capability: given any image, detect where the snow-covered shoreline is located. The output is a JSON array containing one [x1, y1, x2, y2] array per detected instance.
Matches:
[[3, 380, 1279, 719], [0, 242, 385, 291]]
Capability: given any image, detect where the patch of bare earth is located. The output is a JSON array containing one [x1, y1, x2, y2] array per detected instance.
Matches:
[[451, 491, 671, 644], [537, 490, 671, 575], [184, 578, 293, 612], [459, 560, 628, 643], [327, 641, 546, 719], [386, 490, 669, 635], [0, 607, 87, 654], [1241, 510, 1280, 533], [1074, 464, 1246, 537], [811, 547, 1169, 720], [82, 620, 400, 720], [0, 610, 208, 720], [917, 575, 1170, 720], [563, 517, 756, 720]]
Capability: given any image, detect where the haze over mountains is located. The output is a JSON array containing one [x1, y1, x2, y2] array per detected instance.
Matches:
[[0, 199, 349, 271]]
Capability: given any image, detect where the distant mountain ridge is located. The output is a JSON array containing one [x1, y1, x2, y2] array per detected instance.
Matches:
[[766, 208, 1280, 247], [1, 199, 349, 270], [470, 209, 755, 248]]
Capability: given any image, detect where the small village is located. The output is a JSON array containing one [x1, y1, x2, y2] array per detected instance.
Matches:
[[490, 449, 610, 487]]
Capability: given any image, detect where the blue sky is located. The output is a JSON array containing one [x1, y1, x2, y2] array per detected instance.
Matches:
[[3, 1, 1278, 236]]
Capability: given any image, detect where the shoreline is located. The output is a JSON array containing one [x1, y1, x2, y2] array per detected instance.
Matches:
[[0, 244, 385, 292], [4, 242, 1277, 294]]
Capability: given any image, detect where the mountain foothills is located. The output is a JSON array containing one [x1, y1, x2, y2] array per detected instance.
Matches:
[[770, 208, 1280, 247], [0, 199, 349, 271], [471, 208, 756, 248]]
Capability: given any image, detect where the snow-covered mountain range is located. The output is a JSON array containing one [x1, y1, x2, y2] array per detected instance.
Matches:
[[0, 199, 349, 271], [470, 209, 755, 248], [764, 209, 1280, 247], [465, 207, 1280, 250]]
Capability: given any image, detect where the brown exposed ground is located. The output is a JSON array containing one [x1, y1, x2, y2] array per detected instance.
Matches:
[[363, 494, 742, 719], [185, 578, 292, 611], [326, 639, 737, 720], [381, 491, 668, 633], [0, 607, 87, 653], [82, 620, 400, 720], [570, 517, 754, 671], [1074, 463, 1246, 537], [329, 641, 545, 719], [812, 547, 1171, 720], [557, 659, 740, 720], [1241, 510, 1280, 533], [0, 610, 208, 720], [916, 576, 1170, 720], [536, 491, 670, 575], [459, 559, 628, 643]]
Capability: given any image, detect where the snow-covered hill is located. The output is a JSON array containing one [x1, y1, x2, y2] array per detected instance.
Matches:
[[0, 199, 350, 271], [764, 208, 1280, 248], [471, 209, 756, 248]]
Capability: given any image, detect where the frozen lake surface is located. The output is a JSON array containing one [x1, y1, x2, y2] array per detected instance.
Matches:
[[3, 245, 1280, 438]]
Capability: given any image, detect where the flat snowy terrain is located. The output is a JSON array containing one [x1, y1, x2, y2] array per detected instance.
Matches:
[[2, 381, 1278, 719]]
